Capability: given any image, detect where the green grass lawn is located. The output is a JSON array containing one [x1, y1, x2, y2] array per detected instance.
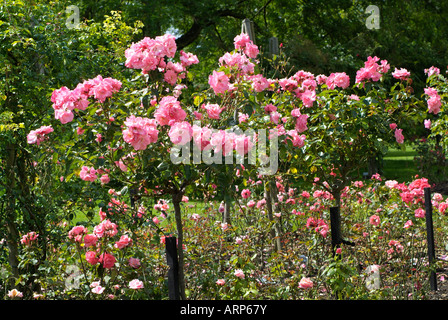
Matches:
[[382, 145, 419, 182]]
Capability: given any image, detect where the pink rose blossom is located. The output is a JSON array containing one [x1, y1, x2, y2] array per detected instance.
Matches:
[[83, 234, 98, 248], [241, 189, 251, 199], [122, 115, 159, 150], [216, 279, 226, 286], [424, 66, 440, 77], [168, 121, 192, 145], [114, 234, 133, 249], [85, 251, 99, 265], [234, 269, 245, 279], [129, 279, 144, 289], [369, 214, 381, 226], [100, 174, 110, 184], [208, 70, 230, 95], [392, 68, 411, 81], [414, 208, 425, 218], [179, 50, 199, 67], [27, 125, 54, 145], [68, 225, 87, 242], [203, 103, 225, 119], [99, 252, 116, 269], [20, 231, 39, 247], [394, 128, 404, 144], [298, 277, 313, 289], [326, 72, 350, 89], [154, 96, 186, 126], [234, 33, 251, 50], [79, 166, 97, 182], [129, 257, 141, 269]]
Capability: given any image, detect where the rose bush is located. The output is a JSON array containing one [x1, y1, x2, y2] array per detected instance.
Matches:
[[11, 28, 448, 300]]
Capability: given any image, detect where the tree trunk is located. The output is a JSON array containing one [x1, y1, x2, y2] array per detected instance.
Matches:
[[5, 143, 20, 285], [172, 192, 186, 300], [264, 179, 282, 252], [223, 194, 232, 226]]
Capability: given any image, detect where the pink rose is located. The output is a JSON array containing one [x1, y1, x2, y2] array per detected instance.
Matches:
[[394, 128, 404, 144], [168, 121, 192, 145], [129, 257, 141, 269], [234, 269, 245, 279], [414, 208, 425, 218], [114, 234, 133, 249], [234, 33, 251, 50], [369, 214, 381, 226], [244, 42, 259, 58], [85, 251, 99, 265], [392, 68, 411, 81], [241, 189, 251, 199], [99, 252, 116, 269], [129, 279, 144, 289], [154, 96, 186, 126], [295, 114, 309, 133], [84, 234, 98, 247], [298, 277, 313, 289], [216, 279, 226, 286], [100, 174, 110, 184], [68, 225, 87, 242], [122, 115, 159, 150], [208, 70, 230, 95], [79, 166, 97, 182], [179, 50, 199, 67], [27, 125, 54, 145]]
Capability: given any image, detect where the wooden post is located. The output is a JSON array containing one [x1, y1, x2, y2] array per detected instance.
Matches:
[[241, 18, 255, 43], [165, 236, 180, 300], [269, 37, 279, 56], [330, 206, 355, 256], [424, 187, 437, 291], [330, 206, 342, 254]]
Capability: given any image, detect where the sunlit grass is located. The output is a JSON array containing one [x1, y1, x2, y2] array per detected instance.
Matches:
[[382, 145, 419, 182]]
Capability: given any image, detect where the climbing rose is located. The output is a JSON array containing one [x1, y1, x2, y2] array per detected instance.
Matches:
[[168, 121, 192, 145], [234, 33, 251, 50], [79, 166, 97, 182], [208, 70, 230, 95], [369, 215, 381, 226], [298, 277, 313, 289], [68, 225, 87, 242], [122, 115, 159, 150], [203, 103, 225, 119], [20, 232, 39, 246], [326, 72, 350, 89], [154, 96, 186, 126], [98, 253, 116, 269], [114, 234, 133, 249], [241, 189, 251, 199], [129, 279, 144, 289], [85, 251, 99, 265], [394, 129, 404, 144], [392, 68, 411, 81], [129, 257, 141, 269], [83, 234, 98, 248], [27, 125, 53, 145], [179, 50, 199, 67], [234, 269, 245, 279]]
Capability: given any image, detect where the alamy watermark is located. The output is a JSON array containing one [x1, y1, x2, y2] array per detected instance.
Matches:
[[170, 122, 279, 175], [65, 5, 80, 29], [65, 264, 81, 290], [365, 5, 380, 30]]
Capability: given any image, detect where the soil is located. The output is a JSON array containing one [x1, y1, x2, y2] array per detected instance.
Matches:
[[426, 277, 448, 300]]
